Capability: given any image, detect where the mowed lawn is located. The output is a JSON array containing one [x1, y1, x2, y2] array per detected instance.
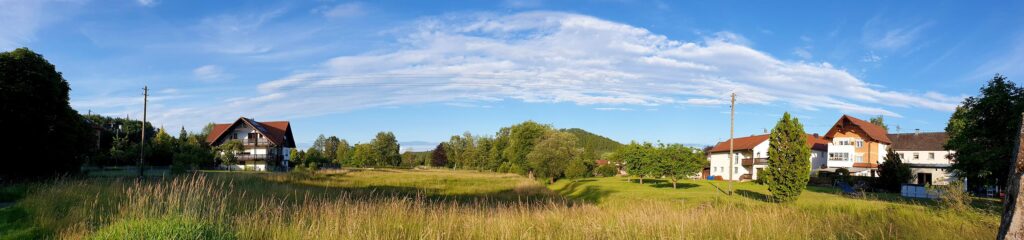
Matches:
[[0, 168, 1001, 239]]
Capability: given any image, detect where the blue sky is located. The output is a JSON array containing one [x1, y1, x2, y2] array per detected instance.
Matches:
[[3, 0, 1022, 150]]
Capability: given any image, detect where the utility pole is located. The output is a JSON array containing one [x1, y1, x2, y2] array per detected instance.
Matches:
[[139, 86, 148, 178], [728, 92, 736, 195]]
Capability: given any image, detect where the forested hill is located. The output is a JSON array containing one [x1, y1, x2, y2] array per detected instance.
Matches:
[[561, 128, 623, 160]]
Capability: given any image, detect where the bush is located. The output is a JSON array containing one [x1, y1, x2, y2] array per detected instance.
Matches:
[[932, 181, 971, 212], [90, 215, 235, 240], [595, 164, 618, 177]]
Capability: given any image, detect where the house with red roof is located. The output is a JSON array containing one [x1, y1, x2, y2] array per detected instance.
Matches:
[[707, 133, 829, 181], [206, 117, 296, 171], [821, 115, 891, 177]]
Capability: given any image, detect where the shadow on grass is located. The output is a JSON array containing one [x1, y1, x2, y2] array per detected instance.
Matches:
[[553, 180, 616, 204], [735, 189, 774, 202], [202, 172, 578, 208]]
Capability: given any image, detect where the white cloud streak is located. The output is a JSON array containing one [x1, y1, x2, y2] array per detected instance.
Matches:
[[246, 11, 958, 119]]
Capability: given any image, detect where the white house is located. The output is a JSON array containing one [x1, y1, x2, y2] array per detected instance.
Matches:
[[206, 117, 296, 171], [707, 134, 828, 181], [888, 131, 956, 185]]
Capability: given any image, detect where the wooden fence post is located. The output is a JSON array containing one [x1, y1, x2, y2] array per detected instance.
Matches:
[[998, 113, 1024, 239]]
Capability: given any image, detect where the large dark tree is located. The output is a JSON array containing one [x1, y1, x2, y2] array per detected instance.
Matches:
[[0, 48, 94, 180], [763, 112, 811, 202], [431, 143, 448, 167], [947, 74, 1024, 191]]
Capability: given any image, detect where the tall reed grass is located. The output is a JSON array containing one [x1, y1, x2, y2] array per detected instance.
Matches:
[[4, 170, 999, 239]]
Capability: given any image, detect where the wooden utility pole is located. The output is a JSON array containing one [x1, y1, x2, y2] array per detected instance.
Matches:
[[998, 113, 1024, 239], [138, 86, 148, 178], [728, 92, 736, 195]]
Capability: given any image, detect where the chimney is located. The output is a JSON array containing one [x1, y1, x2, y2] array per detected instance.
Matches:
[[915, 129, 920, 135], [763, 128, 768, 134], [813, 133, 819, 138]]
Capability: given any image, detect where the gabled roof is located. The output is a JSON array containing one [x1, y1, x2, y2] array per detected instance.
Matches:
[[206, 117, 296, 148], [888, 132, 948, 151], [824, 115, 891, 144], [708, 134, 828, 153]]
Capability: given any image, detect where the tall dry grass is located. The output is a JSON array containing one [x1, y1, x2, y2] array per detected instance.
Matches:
[[7, 172, 998, 239]]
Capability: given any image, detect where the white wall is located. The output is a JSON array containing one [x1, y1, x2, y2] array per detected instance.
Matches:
[[826, 144, 855, 168], [708, 151, 751, 181], [897, 150, 954, 164]]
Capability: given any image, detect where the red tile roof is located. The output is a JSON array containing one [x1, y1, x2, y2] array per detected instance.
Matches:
[[206, 117, 296, 148], [824, 115, 891, 144], [708, 134, 828, 153]]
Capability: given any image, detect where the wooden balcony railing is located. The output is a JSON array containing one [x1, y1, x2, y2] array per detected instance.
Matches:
[[741, 158, 768, 166]]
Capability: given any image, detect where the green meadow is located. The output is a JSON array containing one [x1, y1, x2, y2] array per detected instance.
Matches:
[[0, 169, 1000, 239]]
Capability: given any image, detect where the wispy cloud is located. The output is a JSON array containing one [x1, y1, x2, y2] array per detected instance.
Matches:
[[137, 0, 157, 7], [315, 2, 365, 18], [862, 16, 931, 50], [193, 65, 232, 81], [0, 0, 83, 50], [503, 0, 542, 8], [793, 47, 812, 59], [245, 11, 959, 119]]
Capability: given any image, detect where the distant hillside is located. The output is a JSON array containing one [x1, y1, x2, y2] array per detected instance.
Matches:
[[561, 128, 623, 160]]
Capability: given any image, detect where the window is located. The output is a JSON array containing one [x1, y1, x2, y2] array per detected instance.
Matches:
[[913, 153, 919, 160], [855, 140, 864, 148], [900, 153, 905, 159], [829, 152, 850, 161], [855, 155, 864, 163], [734, 167, 738, 173], [929, 153, 935, 160]]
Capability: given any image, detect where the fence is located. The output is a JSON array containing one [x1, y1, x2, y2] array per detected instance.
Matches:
[[901, 184, 940, 199]]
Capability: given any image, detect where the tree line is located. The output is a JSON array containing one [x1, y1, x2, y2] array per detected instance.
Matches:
[[288, 132, 401, 169]]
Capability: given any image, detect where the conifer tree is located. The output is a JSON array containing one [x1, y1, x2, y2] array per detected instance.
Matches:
[[878, 148, 912, 192], [763, 112, 811, 202]]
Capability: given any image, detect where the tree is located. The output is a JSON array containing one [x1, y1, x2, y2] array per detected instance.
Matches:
[[878, 148, 913, 192], [215, 140, 244, 170], [305, 147, 325, 166], [564, 159, 589, 182], [869, 115, 889, 131], [324, 136, 341, 161], [371, 132, 401, 166], [617, 142, 657, 184], [431, 143, 448, 167], [150, 127, 176, 166], [401, 150, 419, 167], [526, 131, 582, 184], [947, 74, 1024, 192], [503, 121, 553, 175], [0, 48, 95, 180], [658, 144, 706, 188], [334, 139, 351, 166], [763, 112, 811, 202], [595, 164, 618, 177], [351, 143, 375, 167]]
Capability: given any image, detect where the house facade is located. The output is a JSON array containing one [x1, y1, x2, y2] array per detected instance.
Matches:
[[206, 117, 296, 171], [706, 134, 828, 181], [822, 115, 891, 177], [888, 132, 955, 185]]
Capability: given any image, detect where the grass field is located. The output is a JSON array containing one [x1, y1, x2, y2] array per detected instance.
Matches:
[[0, 168, 1001, 239]]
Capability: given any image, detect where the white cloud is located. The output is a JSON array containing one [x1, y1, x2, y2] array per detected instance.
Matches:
[[594, 107, 633, 111], [862, 53, 882, 63], [0, 0, 83, 50], [192, 65, 231, 81], [244, 11, 958, 119], [316, 2, 365, 18], [863, 17, 930, 50], [137, 0, 156, 7], [793, 48, 812, 59]]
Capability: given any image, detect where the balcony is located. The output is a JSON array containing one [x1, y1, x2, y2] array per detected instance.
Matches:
[[241, 139, 273, 146], [234, 154, 282, 161], [741, 158, 768, 166], [852, 163, 878, 168]]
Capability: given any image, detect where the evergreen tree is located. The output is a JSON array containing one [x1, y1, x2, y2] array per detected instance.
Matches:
[[878, 148, 913, 192], [763, 112, 811, 202]]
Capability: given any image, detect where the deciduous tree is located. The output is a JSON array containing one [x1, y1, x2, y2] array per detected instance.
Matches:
[[947, 74, 1024, 191], [526, 131, 582, 184]]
